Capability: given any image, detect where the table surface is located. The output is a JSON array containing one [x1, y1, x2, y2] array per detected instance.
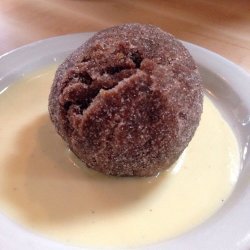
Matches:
[[0, 0, 250, 73]]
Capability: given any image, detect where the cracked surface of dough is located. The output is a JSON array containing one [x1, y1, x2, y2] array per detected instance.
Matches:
[[48, 23, 203, 176]]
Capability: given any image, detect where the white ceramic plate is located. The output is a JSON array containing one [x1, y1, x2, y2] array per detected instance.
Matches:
[[0, 33, 250, 250]]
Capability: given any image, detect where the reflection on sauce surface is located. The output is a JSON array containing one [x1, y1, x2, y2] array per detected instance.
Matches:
[[0, 66, 240, 248]]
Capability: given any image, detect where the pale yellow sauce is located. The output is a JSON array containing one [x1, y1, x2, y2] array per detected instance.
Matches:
[[0, 66, 240, 248]]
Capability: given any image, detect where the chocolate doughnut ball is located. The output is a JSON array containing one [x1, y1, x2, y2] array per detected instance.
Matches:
[[48, 23, 203, 177]]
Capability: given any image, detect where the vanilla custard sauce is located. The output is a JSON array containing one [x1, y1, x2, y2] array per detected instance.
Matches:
[[0, 66, 240, 248]]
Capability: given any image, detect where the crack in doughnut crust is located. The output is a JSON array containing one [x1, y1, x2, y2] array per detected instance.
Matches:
[[48, 23, 203, 177]]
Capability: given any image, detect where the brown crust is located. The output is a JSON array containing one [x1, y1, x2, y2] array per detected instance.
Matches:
[[48, 23, 203, 177]]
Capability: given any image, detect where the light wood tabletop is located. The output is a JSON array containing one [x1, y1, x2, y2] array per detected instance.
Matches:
[[0, 0, 250, 73]]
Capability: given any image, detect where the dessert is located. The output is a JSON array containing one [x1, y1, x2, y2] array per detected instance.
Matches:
[[48, 23, 203, 176]]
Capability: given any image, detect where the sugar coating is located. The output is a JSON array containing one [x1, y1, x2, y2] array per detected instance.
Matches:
[[48, 23, 203, 177]]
